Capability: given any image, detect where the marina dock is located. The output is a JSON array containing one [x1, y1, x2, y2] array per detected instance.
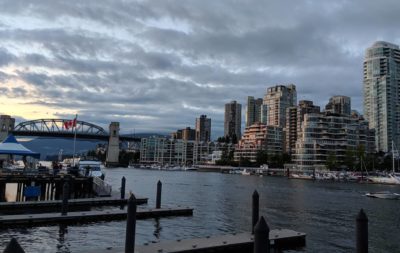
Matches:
[[84, 230, 306, 253], [0, 197, 148, 214], [0, 207, 193, 228]]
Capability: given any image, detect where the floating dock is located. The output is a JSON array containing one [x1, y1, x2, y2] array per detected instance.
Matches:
[[84, 230, 306, 253], [0, 207, 193, 228], [0, 197, 148, 214]]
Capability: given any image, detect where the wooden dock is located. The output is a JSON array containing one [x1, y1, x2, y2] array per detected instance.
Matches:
[[0, 197, 148, 214], [84, 230, 306, 253], [0, 207, 193, 228]]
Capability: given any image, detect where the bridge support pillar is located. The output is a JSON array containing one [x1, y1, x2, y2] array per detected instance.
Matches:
[[0, 115, 15, 142], [106, 122, 120, 167]]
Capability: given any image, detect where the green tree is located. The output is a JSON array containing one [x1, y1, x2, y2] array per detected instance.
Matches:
[[256, 150, 268, 166], [326, 152, 337, 170], [344, 147, 355, 170]]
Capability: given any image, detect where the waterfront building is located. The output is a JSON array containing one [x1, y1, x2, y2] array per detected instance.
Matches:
[[293, 98, 375, 170], [234, 122, 283, 162], [263, 84, 296, 128], [140, 137, 234, 165], [195, 115, 211, 142], [363, 41, 400, 152], [325, 96, 351, 115], [171, 127, 196, 141], [245, 96, 263, 127], [0, 115, 15, 142], [224, 100, 242, 140], [285, 101, 320, 154]]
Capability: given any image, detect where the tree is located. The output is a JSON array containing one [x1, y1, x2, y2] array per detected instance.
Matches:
[[256, 150, 268, 166], [326, 152, 337, 170], [344, 147, 355, 170]]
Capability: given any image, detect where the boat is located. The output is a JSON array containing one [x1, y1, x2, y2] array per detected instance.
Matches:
[[241, 168, 251, 176], [365, 191, 400, 199], [290, 173, 314, 180], [368, 174, 400, 185], [78, 160, 104, 177]]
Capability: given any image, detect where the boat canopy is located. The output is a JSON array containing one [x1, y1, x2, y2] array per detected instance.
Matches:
[[0, 135, 40, 159]]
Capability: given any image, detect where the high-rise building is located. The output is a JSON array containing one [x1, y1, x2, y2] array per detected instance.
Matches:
[[363, 41, 400, 152], [195, 115, 211, 142], [263, 84, 297, 127], [245, 96, 263, 127], [284, 100, 320, 154], [325, 96, 351, 115], [224, 101, 242, 140], [172, 127, 196, 141], [234, 123, 283, 162]]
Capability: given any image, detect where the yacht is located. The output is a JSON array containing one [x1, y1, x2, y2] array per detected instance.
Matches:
[[78, 160, 104, 177], [365, 191, 400, 200]]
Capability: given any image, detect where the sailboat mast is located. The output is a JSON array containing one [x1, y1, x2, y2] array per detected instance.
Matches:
[[392, 141, 395, 173]]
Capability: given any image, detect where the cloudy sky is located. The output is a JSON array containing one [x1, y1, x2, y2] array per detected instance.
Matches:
[[0, 0, 399, 139]]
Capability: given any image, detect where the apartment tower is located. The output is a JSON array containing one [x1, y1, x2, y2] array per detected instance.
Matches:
[[263, 84, 297, 127], [224, 101, 242, 140], [245, 96, 263, 127], [195, 115, 211, 142], [363, 41, 400, 152]]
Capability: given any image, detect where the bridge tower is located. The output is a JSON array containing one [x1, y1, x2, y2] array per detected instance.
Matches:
[[0, 115, 15, 142], [106, 122, 120, 167]]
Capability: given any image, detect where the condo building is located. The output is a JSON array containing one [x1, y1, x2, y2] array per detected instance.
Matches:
[[325, 96, 351, 115], [224, 101, 242, 139], [285, 100, 321, 154], [171, 127, 196, 141], [140, 137, 234, 165], [293, 98, 375, 170], [234, 122, 283, 162], [195, 115, 211, 142], [363, 41, 400, 152], [245, 96, 263, 127], [263, 84, 297, 128]]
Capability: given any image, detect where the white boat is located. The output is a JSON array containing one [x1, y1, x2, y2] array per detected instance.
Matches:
[[290, 173, 314, 180], [241, 169, 251, 176], [365, 191, 400, 199], [78, 160, 104, 177], [368, 174, 400, 185]]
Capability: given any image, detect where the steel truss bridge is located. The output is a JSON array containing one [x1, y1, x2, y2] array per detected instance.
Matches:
[[12, 119, 139, 142]]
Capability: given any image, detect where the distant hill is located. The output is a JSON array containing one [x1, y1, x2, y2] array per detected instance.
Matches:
[[120, 132, 169, 138], [18, 137, 105, 160]]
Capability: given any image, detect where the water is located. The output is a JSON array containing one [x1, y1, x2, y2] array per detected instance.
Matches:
[[1, 168, 400, 252]]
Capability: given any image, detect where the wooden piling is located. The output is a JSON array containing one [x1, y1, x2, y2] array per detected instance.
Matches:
[[252, 190, 259, 234], [254, 216, 270, 253], [121, 177, 126, 200], [156, 180, 162, 209], [125, 195, 137, 253], [356, 209, 368, 253]]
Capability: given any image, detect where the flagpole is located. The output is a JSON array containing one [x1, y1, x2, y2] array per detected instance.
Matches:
[[73, 114, 78, 167]]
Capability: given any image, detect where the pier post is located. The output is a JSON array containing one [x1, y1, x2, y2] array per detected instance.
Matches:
[[356, 209, 368, 253], [312, 168, 316, 180], [156, 180, 162, 209], [3, 238, 25, 253], [286, 167, 290, 178], [0, 182, 6, 202], [121, 177, 126, 199], [254, 216, 270, 253], [125, 194, 137, 253], [252, 190, 259, 234], [61, 182, 70, 216]]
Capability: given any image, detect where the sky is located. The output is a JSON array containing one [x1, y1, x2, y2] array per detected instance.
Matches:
[[0, 0, 400, 139]]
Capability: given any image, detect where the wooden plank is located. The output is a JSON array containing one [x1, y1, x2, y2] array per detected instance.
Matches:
[[0, 197, 148, 214], [83, 230, 306, 253], [0, 207, 193, 228]]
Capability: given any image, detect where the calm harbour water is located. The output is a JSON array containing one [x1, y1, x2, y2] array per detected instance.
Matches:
[[1, 168, 400, 253]]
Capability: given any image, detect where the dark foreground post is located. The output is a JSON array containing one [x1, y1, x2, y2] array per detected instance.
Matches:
[[254, 216, 270, 253], [356, 209, 368, 253], [3, 238, 25, 253], [252, 190, 259, 234], [121, 177, 126, 200], [125, 195, 137, 253], [61, 182, 69, 216], [156, 180, 162, 209]]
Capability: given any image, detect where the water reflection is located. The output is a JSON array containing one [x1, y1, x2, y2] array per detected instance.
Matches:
[[153, 218, 162, 239]]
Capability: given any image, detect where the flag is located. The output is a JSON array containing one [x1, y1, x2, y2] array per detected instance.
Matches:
[[64, 117, 77, 130]]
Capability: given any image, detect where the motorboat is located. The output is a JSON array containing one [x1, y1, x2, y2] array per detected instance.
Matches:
[[365, 191, 400, 200], [78, 160, 104, 177], [368, 174, 400, 185], [290, 173, 314, 180], [241, 169, 251, 176]]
